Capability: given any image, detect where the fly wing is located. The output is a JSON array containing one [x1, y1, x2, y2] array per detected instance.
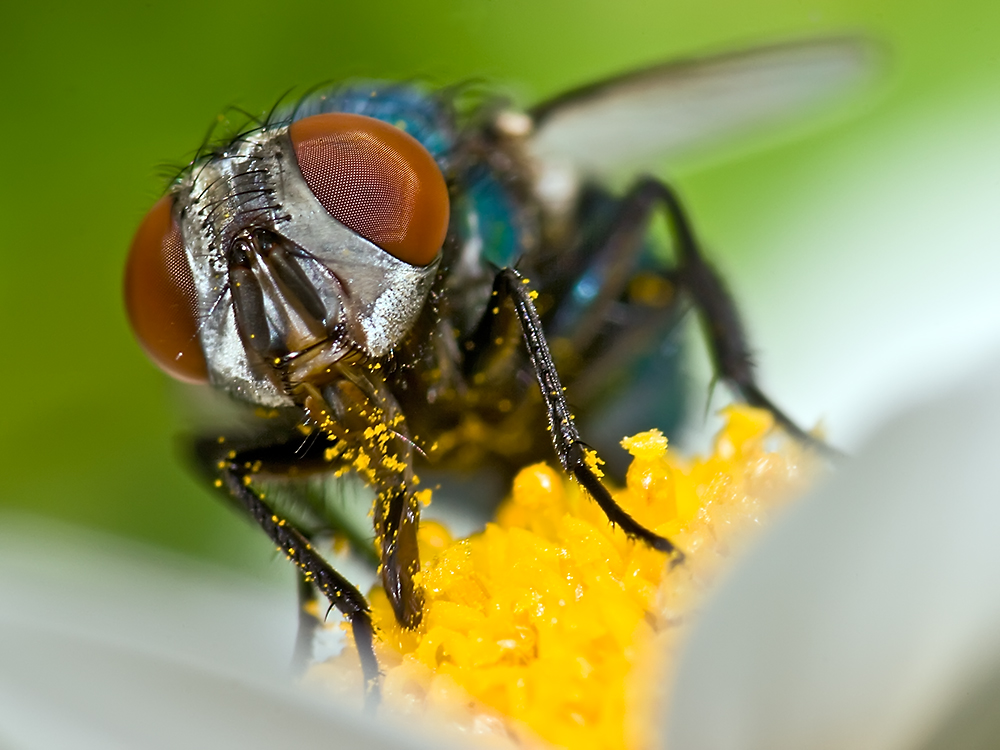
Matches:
[[527, 37, 878, 175]]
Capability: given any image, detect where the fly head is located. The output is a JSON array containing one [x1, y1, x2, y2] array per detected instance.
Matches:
[[126, 113, 450, 409]]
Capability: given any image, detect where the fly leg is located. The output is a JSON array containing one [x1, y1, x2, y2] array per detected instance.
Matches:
[[309, 372, 424, 630], [468, 268, 684, 563], [560, 175, 836, 455], [193, 435, 381, 708], [644, 177, 838, 454]]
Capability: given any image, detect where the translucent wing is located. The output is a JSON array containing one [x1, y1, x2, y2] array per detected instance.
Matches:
[[527, 36, 879, 175]]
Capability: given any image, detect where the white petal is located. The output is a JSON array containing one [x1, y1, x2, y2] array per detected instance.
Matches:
[[0, 517, 454, 750], [665, 360, 1000, 750]]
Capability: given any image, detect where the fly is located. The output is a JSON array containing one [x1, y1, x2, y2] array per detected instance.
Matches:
[[123, 36, 870, 706]]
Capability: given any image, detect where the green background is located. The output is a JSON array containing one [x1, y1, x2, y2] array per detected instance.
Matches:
[[3, 0, 998, 577]]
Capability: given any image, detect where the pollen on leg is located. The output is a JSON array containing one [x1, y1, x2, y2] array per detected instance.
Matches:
[[583, 448, 605, 479]]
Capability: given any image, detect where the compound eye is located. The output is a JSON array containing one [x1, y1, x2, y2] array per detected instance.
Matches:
[[123, 195, 208, 383], [290, 113, 449, 266]]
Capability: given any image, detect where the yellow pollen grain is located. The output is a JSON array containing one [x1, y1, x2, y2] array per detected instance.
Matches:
[[584, 448, 605, 479]]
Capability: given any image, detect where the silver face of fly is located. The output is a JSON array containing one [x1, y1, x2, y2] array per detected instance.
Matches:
[[123, 37, 870, 705], [174, 125, 442, 407]]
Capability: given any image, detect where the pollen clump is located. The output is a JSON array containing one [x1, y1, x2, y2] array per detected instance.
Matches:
[[309, 405, 818, 749]]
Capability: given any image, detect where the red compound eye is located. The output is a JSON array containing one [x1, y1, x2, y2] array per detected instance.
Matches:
[[123, 195, 208, 383], [290, 113, 449, 266]]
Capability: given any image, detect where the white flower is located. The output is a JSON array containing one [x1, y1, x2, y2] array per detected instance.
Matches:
[[0, 518, 443, 749], [665, 358, 1000, 750]]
